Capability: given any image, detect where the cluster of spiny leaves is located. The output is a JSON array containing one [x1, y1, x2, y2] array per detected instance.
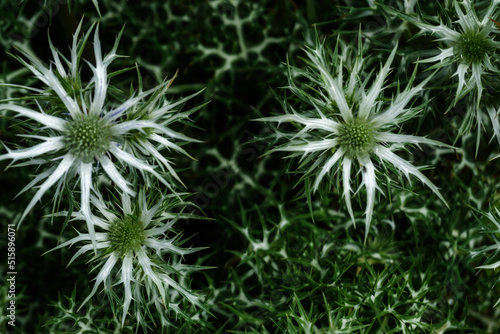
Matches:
[[202, 184, 498, 333]]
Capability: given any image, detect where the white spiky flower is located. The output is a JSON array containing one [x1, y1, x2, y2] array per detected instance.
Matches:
[[257, 35, 451, 241], [382, 0, 500, 147], [48, 189, 207, 328], [414, 0, 500, 105], [0, 22, 202, 245]]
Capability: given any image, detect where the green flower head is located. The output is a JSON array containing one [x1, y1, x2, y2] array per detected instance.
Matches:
[[257, 34, 451, 241], [48, 190, 207, 328], [0, 21, 204, 248]]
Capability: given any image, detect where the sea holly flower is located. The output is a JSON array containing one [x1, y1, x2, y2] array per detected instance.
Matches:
[[47, 189, 208, 329], [380, 0, 500, 146], [0, 21, 203, 245], [257, 35, 451, 241], [384, 0, 500, 105], [417, 0, 499, 104]]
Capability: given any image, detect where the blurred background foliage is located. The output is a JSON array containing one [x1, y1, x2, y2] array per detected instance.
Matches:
[[0, 0, 499, 333]]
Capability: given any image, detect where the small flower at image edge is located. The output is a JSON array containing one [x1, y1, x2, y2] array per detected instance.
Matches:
[[380, 0, 500, 147], [46, 189, 208, 329], [416, 0, 500, 104], [257, 34, 452, 241], [0, 21, 204, 246]]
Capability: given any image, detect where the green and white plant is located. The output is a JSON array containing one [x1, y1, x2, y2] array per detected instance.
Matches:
[[415, 0, 500, 105], [380, 0, 500, 147], [47, 189, 207, 329], [1, 1, 500, 332], [0, 21, 202, 246], [0, 17, 207, 332], [257, 34, 452, 241], [471, 207, 500, 307]]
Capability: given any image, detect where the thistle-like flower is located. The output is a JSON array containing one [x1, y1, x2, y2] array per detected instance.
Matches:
[[381, 0, 500, 146], [0, 21, 202, 244], [258, 35, 451, 241], [415, 0, 500, 105], [48, 189, 207, 329]]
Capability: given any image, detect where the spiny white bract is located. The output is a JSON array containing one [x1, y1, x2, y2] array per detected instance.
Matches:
[[417, 0, 500, 101], [48, 190, 207, 329], [257, 35, 451, 241], [394, 0, 500, 146], [0, 22, 202, 245]]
